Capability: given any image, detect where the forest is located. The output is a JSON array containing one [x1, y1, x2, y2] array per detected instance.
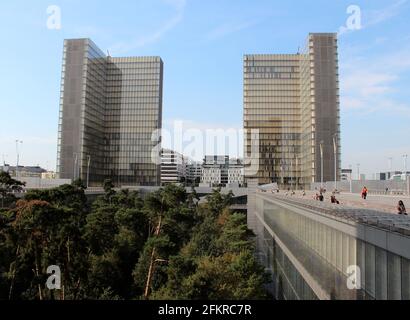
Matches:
[[0, 171, 270, 300]]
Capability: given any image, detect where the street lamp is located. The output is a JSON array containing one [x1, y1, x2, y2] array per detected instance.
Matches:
[[86, 155, 91, 188], [388, 157, 393, 171], [333, 134, 338, 191], [404, 155, 409, 196], [320, 140, 324, 189], [73, 153, 78, 180], [295, 157, 299, 191], [15, 140, 23, 178], [1, 154, 7, 166], [290, 159, 293, 191]]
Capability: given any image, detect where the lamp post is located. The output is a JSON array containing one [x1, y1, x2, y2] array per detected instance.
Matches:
[[388, 157, 393, 180], [1, 154, 7, 166], [291, 159, 294, 191], [388, 157, 393, 171], [86, 155, 91, 189], [73, 153, 78, 180], [15, 140, 23, 178], [296, 157, 299, 191], [333, 134, 338, 191], [404, 154, 408, 196], [320, 140, 324, 189]]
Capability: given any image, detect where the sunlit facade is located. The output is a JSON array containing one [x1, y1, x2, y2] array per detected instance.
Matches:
[[57, 39, 163, 186], [244, 33, 340, 187]]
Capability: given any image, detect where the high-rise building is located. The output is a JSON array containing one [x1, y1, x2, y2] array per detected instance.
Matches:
[[57, 39, 163, 186], [244, 33, 340, 187]]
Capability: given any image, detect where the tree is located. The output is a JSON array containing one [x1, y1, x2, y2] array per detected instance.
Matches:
[[0, 171, 25, 208], [0, 183, 270, 300], [148, 189, 270, 300]]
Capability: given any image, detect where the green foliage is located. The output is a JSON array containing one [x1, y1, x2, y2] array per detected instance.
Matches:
[[0, 171, 25, 208], [0, 182, 269, 300]]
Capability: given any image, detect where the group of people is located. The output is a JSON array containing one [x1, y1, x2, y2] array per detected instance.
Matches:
[[275, 185, 407, 215], [314, 192, 324, 202], [360, 186, 407, 215]]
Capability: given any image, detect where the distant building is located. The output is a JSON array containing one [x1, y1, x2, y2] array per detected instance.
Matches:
[[161, 149, 186, 185], [201, 156, 229, 187], [186, 160, 202, 185], [41, 171, 57, 179], [228, 158, 244, 187], [201, 156, 244, 187], [375, 171, 409, 181], [0, 165, 46, 178], [341, 168, 353, 181], [57, 38, 163, 187], [244, 33, 340, 187]]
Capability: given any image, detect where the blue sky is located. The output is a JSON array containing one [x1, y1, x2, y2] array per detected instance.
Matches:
[[0, 0, 409, 177]]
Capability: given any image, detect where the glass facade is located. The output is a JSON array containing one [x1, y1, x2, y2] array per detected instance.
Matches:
[[250, 193, 410, 300], [57, 39, 163, 186], [244, 55, 301, 186], [244, 33, 340, 187]]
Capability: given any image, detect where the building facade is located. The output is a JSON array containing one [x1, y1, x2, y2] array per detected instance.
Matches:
[[228, 158, 245, 187], [57, 39, 163, 186], [161, 149, 186, 185], [186, 160, 202, 185], [248, 191, 410, 300], [0, 165, 47, 178], [201, 156, 244, 187], [244, 33, 340, 187]]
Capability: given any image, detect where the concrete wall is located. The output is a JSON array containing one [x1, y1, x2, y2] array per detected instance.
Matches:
[[19, 177, 72, 189]]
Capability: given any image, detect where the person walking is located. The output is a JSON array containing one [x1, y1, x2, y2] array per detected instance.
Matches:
[[361, 186, 368, 200], [397, 201, 407, 215]]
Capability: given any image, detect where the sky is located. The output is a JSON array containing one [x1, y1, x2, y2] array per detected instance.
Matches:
[[0, 0, 409, 177]]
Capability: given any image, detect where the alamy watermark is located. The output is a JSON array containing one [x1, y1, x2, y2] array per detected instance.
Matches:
[[46, 5, 62, 30], [339, 5, 362, 35], [46, 265, 61, 290], [150, 120, 260, 175], [346, 265, 361, 290]]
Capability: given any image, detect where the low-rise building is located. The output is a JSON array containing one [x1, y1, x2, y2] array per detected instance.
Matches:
[[161, 149, 187, 185], [201, 156, 244, 187], [186, 160, 202, 185], [0, 165, 47, 178], [228, 158, 244, 187]]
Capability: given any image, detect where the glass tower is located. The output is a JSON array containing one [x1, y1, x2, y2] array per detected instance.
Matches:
[[244, 33, 340, 187], [57, 39, 163, 186]]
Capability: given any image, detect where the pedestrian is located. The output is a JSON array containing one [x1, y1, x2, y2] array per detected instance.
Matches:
[[319, 193, 324, 202], [331, 195, 340, 204], [397, 201, 407, 215], [361, 186, 368, 200], [385, 187, 389, 195]]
